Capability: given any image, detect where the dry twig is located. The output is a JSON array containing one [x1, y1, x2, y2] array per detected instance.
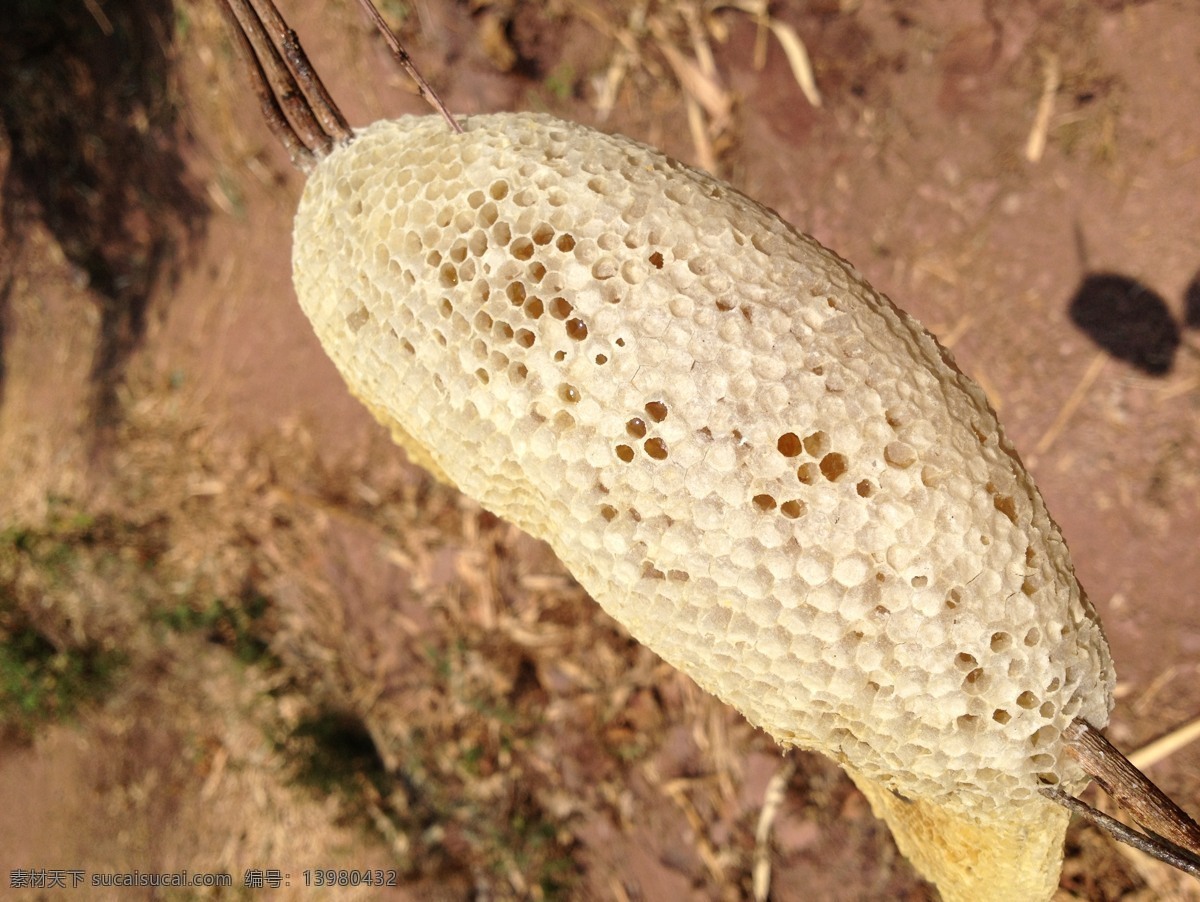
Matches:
[[1042, 787, 1200, 879], [353, 0, 463, 134], [1046, 717, 1200, 880]]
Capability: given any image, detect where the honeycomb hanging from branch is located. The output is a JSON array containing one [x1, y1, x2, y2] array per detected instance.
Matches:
[[294, 114, 1114, 817]]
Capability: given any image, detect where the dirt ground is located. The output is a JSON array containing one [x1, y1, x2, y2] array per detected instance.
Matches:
[[1, 0, 1198, 899]]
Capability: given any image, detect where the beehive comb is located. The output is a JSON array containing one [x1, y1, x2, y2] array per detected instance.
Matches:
[[292, 113, 1115, 899]]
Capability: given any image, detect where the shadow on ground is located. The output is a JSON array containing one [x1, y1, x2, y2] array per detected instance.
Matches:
[[1185, 269, 1200, 331], [0, 0, 206, 432], [1068, 272, 1183, 376]]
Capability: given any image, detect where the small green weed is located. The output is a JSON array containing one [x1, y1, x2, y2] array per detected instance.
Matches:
[[155, 590, 274, 665], [376, 0, 411, 26], [0, 617, 125, 742], [0, 505, 140, 741], [544, 63, 576, 102]]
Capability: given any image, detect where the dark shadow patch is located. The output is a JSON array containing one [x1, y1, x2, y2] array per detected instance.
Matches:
[[0, 0, 206, 432], [1184, 269, 1200, 332], [0, 270, 10, 409], [1068, 272, 1179, 376], [288, 709, 390, 800], [0, 131, 13, 411]]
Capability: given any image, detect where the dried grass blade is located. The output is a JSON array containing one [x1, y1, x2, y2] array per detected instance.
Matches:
[[1025, 51, 1061, 163], [655, 36, 732, 122], [1129, 715, 1200, 771], [768, 19, 822, 108], [752, 757, 796, 902]]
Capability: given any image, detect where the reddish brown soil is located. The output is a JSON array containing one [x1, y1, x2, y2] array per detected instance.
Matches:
[[1, 1, 1198, 900]]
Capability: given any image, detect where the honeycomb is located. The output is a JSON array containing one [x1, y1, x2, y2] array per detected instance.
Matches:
[[292, 113, 1115, 893]]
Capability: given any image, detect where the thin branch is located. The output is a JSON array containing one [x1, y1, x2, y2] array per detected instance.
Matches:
[[217, 0, 315, 171], [1062, 718, 1200, 857], [354, 0, 463, 134], [1041, 786, 1200, 879], [248, 0, 353, 144], [222, 0, 333, 160]]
